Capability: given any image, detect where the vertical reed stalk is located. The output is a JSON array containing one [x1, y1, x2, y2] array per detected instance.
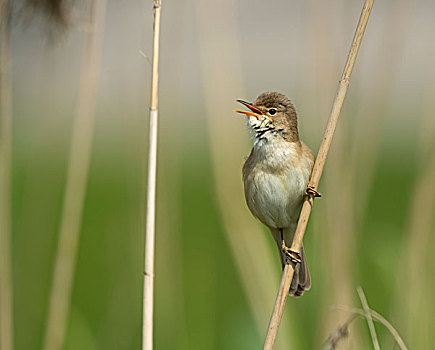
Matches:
[[42, 2, 106, 350], [263, 1, 374, 348], [0, 1, 14, 349], [143, 1, 162, 349]]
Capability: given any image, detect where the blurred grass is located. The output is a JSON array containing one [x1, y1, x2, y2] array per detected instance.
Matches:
[[10, 105, 434, 350]]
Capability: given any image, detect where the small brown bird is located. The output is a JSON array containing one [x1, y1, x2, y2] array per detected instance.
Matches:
[[235, 91, 314, 297]]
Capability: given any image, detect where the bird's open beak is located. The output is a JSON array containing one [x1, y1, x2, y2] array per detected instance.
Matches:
[[234, 99, 264, 119]]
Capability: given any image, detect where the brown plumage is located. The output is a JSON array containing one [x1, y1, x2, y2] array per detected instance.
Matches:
[[236, 92, 314, 297]]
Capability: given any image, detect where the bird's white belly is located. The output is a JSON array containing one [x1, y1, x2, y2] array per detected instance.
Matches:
[[246, 165, 308, 229], [243, 136, 312, 229]]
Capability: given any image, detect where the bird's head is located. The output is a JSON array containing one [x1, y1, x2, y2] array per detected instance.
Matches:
[[235, 91, 299, 142]]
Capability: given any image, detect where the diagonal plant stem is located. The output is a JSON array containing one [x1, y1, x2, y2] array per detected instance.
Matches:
[[263, 0, 374, 348], [42, 2, 107, 350], [357, 286, 380, 350], [142, 1, 162, 350], [0, 1, 14, 349]]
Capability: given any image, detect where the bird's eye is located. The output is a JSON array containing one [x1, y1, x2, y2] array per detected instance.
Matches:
[[268, 108, 277, 116]]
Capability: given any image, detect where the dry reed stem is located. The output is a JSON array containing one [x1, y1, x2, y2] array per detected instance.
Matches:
[[357, 287, 380, 350], [0, 1, 14, 349], [143, 1, 161, 349], [263, 1, 374, 348], [335, 305, 408, 350], [42, 2, 106, 350]]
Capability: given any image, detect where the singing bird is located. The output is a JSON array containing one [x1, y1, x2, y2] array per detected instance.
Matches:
[[235, 92, 314, 297]]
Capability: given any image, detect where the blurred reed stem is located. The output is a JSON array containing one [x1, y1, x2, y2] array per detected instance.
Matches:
[[0, 1, 14, 350], [264, 1, 374, 348], [143, 1, 161, 350], [42, 1, 106, 349], [317, 1, 357, 334], [391, 60, 435, 348], [306, 2, 362, 345], [318, 1, 415, 348], [319, 2, 414, 345], [193, 0, 295, 348], [323, 315, 358, 350], [319, 1, 415, 346], [350, 0, 416, 227]]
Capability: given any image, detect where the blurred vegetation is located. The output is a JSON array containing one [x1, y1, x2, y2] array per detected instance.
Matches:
[[4, 0, 435, 349], [11, 107, 433, 350]]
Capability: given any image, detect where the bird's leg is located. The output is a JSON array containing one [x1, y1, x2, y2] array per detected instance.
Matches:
[[280, 229, 301, 264], [306, 185, 322, 198]]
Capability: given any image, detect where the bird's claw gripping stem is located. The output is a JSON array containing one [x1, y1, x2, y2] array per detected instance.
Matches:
[[281, 241, 301, 264], [306, 186, 322, 198]]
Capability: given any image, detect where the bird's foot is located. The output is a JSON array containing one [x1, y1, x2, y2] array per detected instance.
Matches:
[[306, 186, 322, 198], [281, 241, 301, 264]]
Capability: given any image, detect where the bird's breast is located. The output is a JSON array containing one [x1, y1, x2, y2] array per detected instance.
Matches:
[[242, 137, 313, 229]]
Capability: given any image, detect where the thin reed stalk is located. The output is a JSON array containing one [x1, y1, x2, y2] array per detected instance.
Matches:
[[357, 287, 380, 350], [42, 2, 106, 350], [0, 1, 14, 349], [142, 1, 162, 350], [263, 1, 374, 348]]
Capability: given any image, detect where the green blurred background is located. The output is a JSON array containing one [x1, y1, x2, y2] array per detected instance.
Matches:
[[3, 0, 435, 349]]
